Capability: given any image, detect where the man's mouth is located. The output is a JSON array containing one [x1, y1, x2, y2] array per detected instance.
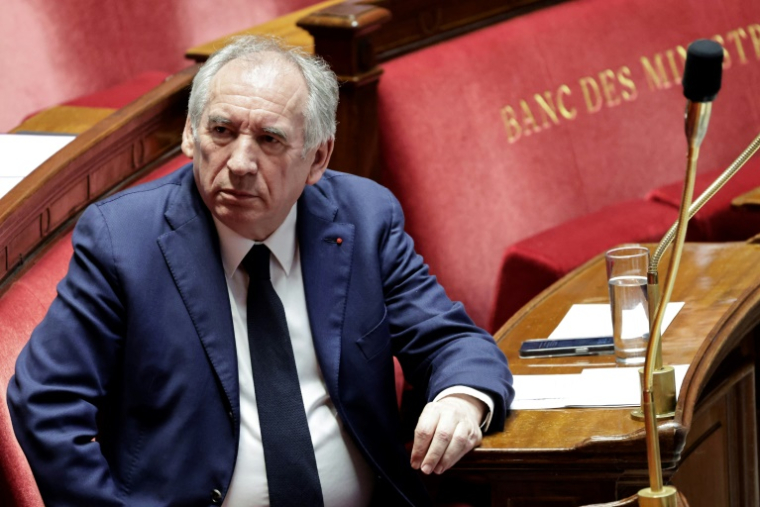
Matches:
[[219, 188, 256, 199]]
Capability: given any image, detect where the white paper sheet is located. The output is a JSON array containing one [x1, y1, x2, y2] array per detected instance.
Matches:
[[0, 134, 76, 198], [511, 364, 689, 410], [548, 302, 685, 339], [510, 374, 577, 410]]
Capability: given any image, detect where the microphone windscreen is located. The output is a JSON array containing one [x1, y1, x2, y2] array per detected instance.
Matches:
[[682, 39, 724, 102]]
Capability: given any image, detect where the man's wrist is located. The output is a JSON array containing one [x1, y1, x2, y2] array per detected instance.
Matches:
[[433, 386, 494, 431]]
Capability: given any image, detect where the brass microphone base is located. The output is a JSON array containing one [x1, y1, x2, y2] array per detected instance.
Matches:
[[631, 365, 677, 421], [638, 485, 678, 507], [630, 408, 675, 421]]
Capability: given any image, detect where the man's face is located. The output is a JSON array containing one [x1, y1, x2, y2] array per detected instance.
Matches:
[[182, 55, 332, 240]]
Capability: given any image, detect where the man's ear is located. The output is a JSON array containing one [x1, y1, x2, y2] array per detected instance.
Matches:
[[305, 138, 334, 186], [181, 117, 195, 159]]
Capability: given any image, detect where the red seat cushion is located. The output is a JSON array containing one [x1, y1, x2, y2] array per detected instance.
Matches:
[[489, 199, 679, 332], [378, 0, 760, 328], [646, 155, 760, 241]]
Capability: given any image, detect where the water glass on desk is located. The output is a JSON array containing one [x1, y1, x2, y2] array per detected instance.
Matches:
[[605, 245, 650, 365]]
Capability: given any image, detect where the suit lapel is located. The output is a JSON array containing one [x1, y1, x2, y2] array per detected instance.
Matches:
[[298, 185, 355, 400], [157, 171, 239, 417]]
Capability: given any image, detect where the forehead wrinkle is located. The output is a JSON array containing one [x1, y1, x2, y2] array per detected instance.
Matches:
[[206, 101, 293, 137], [203, 57, 308, 142]]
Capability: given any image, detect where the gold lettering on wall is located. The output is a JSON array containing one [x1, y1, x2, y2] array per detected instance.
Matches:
[[599, 69, 620, 107], [519, 100, 541, 135], [618, 66, 638, 102], [579, 76, 602, 113], [665, 47, 685, 81], [499, 22, 760, 144], [749, 24, 760, 59], [713, 34, 732, 69], [641, 54, 672, 91], [557, 85, 577, 120], [534, 92, 561, 128], [727, 28, 749, 64], [500, 105, 521, 143]]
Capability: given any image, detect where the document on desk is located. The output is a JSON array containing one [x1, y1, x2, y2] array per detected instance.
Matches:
[[0, 134, 76, 199], [548, 302, 685, 339], [511, 365, 689, 410], [511, 302, 686, 409]]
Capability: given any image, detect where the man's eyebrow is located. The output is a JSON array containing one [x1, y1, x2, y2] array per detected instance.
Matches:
[[206, 115, 232, 125], [263, 126, 288, 141]]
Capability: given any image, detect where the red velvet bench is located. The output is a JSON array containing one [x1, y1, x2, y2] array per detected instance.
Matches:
[[292, 0, 760, 332]]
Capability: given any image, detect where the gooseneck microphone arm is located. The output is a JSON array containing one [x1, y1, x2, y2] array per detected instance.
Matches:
[[649, 131, 760, 273], [637, 39, 724, 507]]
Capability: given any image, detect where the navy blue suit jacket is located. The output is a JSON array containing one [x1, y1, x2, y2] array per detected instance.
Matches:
[[8, 164, 513, 506]]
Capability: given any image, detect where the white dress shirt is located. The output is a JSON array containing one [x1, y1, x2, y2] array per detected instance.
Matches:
[[216, 204, 493, 507]]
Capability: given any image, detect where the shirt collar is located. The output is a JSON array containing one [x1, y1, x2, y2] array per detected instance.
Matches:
[[213, 204, 298, 279]]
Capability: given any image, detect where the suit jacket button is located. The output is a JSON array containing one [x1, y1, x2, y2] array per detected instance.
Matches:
[[211, 489, 223, 504]]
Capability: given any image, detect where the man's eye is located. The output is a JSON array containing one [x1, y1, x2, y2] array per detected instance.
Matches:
[[213, 126, 228, 135], [262, 135, 279, 144]]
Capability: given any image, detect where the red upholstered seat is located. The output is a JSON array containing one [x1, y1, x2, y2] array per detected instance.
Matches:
[[489, 199, 681, 332], [646, 156, 760, 242], [377, 0, 760, 330]]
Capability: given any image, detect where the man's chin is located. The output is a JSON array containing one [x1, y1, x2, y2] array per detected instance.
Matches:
[[212, 208, 271, 239]]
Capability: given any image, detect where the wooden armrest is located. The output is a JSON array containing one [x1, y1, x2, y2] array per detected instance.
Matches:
[[12, 106, 116, 135], [0, 66, 197, 292], [185, 0, 346, 60], [731, 186, 760, 207]]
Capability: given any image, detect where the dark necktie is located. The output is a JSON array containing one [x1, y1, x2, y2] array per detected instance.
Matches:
[[243, 244, 324, 507]]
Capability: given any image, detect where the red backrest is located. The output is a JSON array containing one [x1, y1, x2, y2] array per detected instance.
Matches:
[[377, 0, 760, 327], [0, 0, 323, 132]]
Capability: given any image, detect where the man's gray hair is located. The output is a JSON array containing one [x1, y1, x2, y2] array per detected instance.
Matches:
[[188, 35, 339, 153]]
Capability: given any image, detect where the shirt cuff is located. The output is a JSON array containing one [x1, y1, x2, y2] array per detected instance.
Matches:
[[433, 386, 495, 432]]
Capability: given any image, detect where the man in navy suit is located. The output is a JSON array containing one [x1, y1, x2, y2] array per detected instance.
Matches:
[[8, 36, 512, 506]]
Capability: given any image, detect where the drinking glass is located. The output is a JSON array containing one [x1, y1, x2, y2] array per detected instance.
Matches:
[[605, 245, 650, 365]]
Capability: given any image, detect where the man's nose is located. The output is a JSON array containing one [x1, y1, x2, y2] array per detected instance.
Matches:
[[227, 136, 258, 176]]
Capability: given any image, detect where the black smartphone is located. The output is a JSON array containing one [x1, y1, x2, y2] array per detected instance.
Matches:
[[518, 337, 614, 358]]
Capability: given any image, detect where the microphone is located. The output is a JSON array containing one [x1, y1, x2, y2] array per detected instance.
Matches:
[[646, 39, 724, 344], [683, 40, 724, 149], [683, 39, 723, 102], [637, 40, 723, 507]]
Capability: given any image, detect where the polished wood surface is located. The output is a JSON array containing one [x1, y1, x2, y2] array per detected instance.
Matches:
[[11, 106, 115, 135], [0, 66, 197, 292], [582, 491, 690, 506], [185, 0, 343, 61], [451, 243, 760, 506], [731, 186, 760, 207]]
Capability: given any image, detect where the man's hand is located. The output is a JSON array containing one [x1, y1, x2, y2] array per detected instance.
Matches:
[[410, 394, 486, 475]]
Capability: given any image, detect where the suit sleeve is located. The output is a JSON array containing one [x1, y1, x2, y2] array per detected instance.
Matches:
[[7, 204, 126, 506], [377, 188, 514, 432]]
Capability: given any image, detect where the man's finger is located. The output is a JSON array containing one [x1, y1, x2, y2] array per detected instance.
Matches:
[[410, 405, 441, 470], [431, 421, 482, 474], [417, 411, 457, 474]]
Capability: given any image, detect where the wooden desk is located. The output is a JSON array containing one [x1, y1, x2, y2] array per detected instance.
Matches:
[[732, 186, 760, 208], [451, 243, 760, 506]]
